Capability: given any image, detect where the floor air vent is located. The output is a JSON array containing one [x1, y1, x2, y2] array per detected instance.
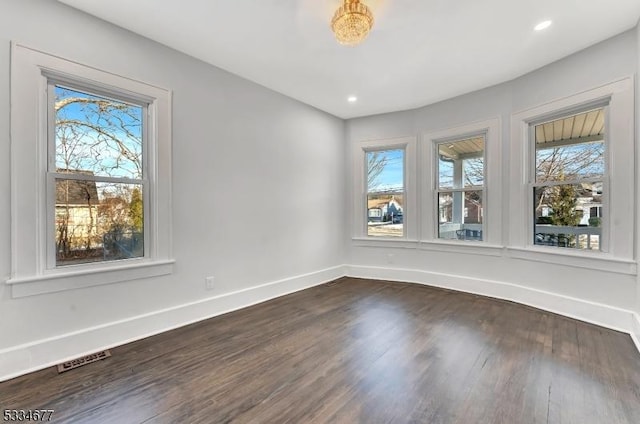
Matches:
[[57, 350, 111, 374]]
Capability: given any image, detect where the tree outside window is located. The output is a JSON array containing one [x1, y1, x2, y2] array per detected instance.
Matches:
[[532, 108, 605, 250], [52, 85, 146, 265]]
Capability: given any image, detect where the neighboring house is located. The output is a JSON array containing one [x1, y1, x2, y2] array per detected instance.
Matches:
[[439, 196, 482, 224], [55, 172, 99, 252], [367, 195, 403, 222], [535, 182, 603, 226]]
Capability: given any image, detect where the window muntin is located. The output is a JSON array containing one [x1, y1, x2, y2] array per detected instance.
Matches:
[[531, 107, 605, 251], [366, 149, 404, 237], [50, 84, 147, 266], [436, 136, 485, 241]]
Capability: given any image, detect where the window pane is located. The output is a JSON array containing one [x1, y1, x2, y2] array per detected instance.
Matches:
[[367, 193, 403, 237], [55, 86, 143, 179], [56, 180, 144, 266], [438, 136, 484, 189], [533, 182, 602, 250], [463, 157, 484, 187], [438, 191, 483, 241], [366, 149, 404, 237], [438, 157, 454, 189], [534, 108, 605, 183]]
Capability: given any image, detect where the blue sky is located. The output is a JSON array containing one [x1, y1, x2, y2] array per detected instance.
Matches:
[[55, 85, 143, 180], [368, 149, 404, 192]]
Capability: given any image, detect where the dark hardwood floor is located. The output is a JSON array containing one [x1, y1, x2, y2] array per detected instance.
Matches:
[[2, 278, 640, 423]]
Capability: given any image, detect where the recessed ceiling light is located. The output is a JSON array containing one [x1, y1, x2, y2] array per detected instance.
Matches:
[[347, 96, 358, 103], [534, 20, 552, 31]]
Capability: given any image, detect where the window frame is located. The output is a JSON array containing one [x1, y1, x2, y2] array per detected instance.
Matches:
[[507, 78, 635, 272], [527, 104, 609, 252], [46, 78, 151, 269], [433, 134, 487, 242], [352, 136, 417, 242], [8, 43, 174, 297], [365, 147, 406, 238], [422, 118, 501, 247]]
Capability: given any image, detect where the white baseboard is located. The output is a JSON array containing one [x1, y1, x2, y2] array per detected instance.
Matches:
[[347, 265, 638, 342], [2, 263, 637, 382], [631, 313, 640, 354], [0, 265, 347, 382]]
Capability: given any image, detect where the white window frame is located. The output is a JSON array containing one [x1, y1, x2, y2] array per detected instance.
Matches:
[[528, 104, 608, 252], [352, 136, 417, 242], [46, 78, 150, 269], [422, 118, 502, 251], [433, 134, 487, 242], [507, 78, 635, 274], [8, 43, 174, 297]]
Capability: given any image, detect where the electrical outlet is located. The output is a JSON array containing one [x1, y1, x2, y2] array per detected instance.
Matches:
[[205, 276, 215, 290], [387, 253, 394, 264]]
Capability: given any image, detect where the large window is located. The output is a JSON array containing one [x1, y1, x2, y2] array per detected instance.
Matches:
[[9, 44, 173, 296], [51, 85, 147, 266], [531, 108, 605, 251], [436, 136, 485, 241], [353, 137, 416, 241], [366, 149, 405, 237], [508, 78, 634, 272]]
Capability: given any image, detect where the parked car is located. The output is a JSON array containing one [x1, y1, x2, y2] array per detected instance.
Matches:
[[392, 213, 403, 224]]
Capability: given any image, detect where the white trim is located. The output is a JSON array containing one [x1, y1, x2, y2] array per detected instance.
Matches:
[[347, 265, 638, 339], [0, 265, 347, 382], [6, 260, 175, 297], [509, 78, 634, 260], [353, 136, 417, 240], [631, 313, 640, 354], [352, 238, 419, 249], [3, 264, 637, 382], [418, 240, 503, 257], [505, 246, 636, 275], [9, 43, 173, 294], [423, 117, 502, 245]]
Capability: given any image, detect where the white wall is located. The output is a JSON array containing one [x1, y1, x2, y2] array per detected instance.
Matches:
[[347, 30, 639, 334], [635, 20, 640, 343], [0, 0, 346, 379]]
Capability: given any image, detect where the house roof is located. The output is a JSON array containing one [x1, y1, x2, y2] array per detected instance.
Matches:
[[367, 196, 403, 210], [55, 170, 99, 206]]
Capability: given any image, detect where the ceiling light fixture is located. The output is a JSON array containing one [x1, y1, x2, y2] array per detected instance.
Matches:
[[347, 96, 358, 103], [534, 20, 552, 31], [331, 0, 374, 46]]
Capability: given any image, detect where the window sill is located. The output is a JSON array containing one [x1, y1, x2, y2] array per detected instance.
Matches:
[[418, 240, 503, 256], [352, 237, 419, 249], [505, 247, 636, 275], [6, 259, 175, 298]]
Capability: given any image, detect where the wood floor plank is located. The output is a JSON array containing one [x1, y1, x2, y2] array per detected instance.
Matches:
[[1, 278, 639, 423]]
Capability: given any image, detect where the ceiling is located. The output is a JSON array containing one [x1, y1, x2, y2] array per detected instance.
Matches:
[[57, 0, 640, 119]]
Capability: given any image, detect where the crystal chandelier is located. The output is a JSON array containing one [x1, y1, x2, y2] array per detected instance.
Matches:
[[331, 0, 374, 46]]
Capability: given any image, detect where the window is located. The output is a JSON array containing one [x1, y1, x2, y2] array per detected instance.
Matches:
[[366, 149, 404, 237], [352, 137, 416, 241], [436, 136, 485, 241], [531, 108, 605, 251], [51, 85, 146, 266], [423, 118, 500, 247], [508, 78, 635, 272], [9, 44, 173, 296]]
